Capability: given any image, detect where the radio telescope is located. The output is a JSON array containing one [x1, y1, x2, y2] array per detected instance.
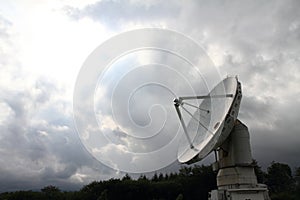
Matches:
[[174, 77, 270, 200]]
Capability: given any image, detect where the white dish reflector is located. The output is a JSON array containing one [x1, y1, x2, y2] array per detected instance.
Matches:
[[176, 77, 241, 163]]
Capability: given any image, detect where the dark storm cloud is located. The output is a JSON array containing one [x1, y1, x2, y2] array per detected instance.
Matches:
[[0, 79, 116, 191], [238, 95, 300, 164]]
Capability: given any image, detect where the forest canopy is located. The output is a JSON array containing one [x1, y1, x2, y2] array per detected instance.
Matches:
[[0, 161, 299, 200]]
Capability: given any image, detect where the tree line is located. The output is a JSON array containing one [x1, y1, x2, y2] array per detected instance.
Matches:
[[0, 161, 299, 200]]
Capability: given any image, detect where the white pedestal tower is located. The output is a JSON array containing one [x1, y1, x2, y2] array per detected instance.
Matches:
[[209, 120, 270, 200]]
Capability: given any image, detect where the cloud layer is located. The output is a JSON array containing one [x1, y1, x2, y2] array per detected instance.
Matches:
[[67, 0, 300, 167], [0, 0, 299, 191]]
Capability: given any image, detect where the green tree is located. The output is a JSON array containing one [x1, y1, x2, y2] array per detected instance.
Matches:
[[97, 189, 108, 200], [252, 159, 267, 183], [41, 185, 62, 200], [176, 193, 183, 200], [152, 173, 159, 182], [295, 167, 300, 199], [138, 174, 147, 181], [266, 162, 295, 194], [80, 181, 105, 200], [296, 167, 300, 177], [122, 173, 131, 181], [179, 166, 192, 177], [158, 173, 164, 181]]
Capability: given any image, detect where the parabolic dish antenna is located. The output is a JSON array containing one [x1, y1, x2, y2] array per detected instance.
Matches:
[[174, 76, 270, 200], [175, 77, 242, 163]]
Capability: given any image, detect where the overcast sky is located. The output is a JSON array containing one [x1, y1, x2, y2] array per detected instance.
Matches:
[[0, 0, 300, 192]]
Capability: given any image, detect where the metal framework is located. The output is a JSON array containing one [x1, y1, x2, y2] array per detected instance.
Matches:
[[173, 94, 233, 150]]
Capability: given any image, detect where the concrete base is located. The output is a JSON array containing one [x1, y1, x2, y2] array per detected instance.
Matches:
[[217, 167, 257, 189], [209, 186, 270, 200]]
